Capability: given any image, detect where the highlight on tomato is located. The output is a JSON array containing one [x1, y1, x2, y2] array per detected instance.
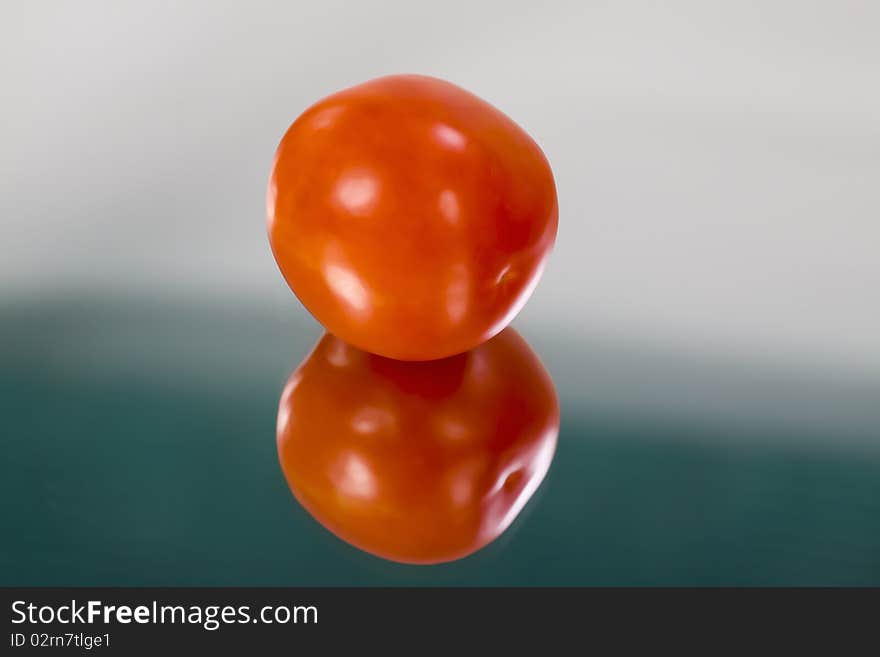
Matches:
[[268, 74, 558, 360]]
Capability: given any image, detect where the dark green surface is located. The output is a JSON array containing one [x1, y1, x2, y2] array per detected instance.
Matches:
[[2, 300, 879, 585]]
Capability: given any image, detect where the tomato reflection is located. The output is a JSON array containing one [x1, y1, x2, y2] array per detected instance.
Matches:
[[276, 328, 559, 564]]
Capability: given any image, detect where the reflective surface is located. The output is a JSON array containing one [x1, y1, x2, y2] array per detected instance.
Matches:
[[268, 75, 558, 361], [2, 299, 880, 585], [276, 329, 559, 564]]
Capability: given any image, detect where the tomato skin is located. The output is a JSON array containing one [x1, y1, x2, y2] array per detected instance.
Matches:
[[276, 328, 559, 564], [268, 75, 558, 360]]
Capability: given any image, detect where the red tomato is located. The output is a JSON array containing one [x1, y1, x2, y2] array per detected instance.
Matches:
[[268, 75, 558, 360], [276, 328, 559, 564]]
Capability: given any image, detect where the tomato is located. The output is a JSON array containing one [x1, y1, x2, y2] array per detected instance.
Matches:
[[267, 75, 558, 360], [276, 328, 559, 564]]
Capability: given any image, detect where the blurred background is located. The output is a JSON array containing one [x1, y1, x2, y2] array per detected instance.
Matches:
[[1, 1, 878, 585]]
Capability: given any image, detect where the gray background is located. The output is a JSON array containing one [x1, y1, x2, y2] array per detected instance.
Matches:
[[3, 1, 879, 375]]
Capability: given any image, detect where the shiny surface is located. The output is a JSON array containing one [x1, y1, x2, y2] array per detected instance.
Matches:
[[276, 328, 559, 564], [3, 299, 880, 584], [267, 75, 558, 360]]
